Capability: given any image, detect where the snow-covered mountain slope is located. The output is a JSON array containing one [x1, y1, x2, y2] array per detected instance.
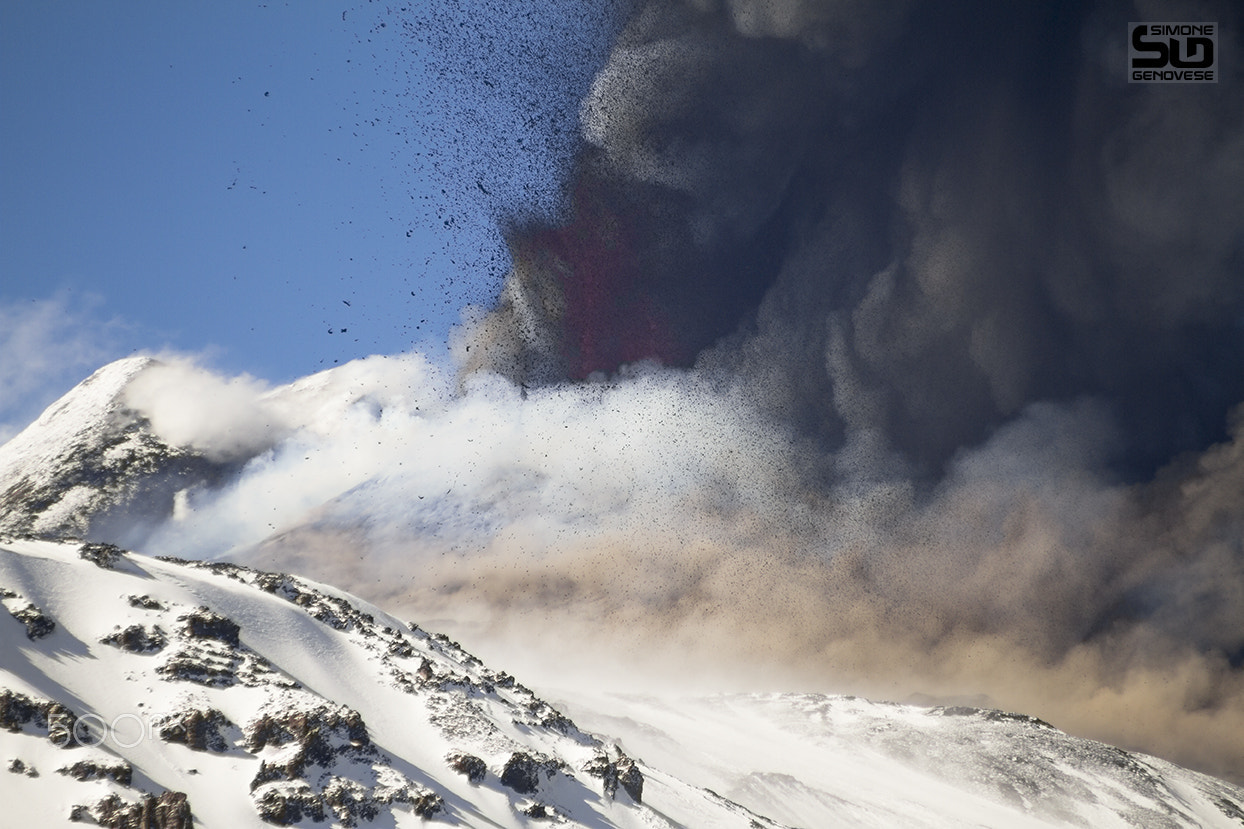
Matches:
[[0, 539, 789, 828], [3, 540, 1244, 828], [552, 689, 1244, 829], [0, 358, 240, 544], [0, 354, 441, 556]]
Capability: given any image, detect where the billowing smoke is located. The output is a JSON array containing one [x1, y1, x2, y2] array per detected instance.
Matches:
[[469, 0, 1244, 477], [123, 0, 1244, 783]]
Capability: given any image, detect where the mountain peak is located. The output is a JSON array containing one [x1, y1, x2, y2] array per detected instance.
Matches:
[[0, 357, 230, 544]]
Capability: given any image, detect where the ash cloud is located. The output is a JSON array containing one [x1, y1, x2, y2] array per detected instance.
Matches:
[[438, 0, 1244, 780], [474, 0, 1244, 477], [127, 0, 1244, 784]]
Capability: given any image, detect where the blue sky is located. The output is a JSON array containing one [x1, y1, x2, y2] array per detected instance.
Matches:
[[0, 1, 610, 434]]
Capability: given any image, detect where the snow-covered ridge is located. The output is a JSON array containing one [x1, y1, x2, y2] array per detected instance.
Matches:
[[3, 539, 1244, 828], [0, 539, 788, 828], [0, 354, 443, 552]]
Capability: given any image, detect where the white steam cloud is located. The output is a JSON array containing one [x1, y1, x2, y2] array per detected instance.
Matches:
[[123, 358, 286, 462]]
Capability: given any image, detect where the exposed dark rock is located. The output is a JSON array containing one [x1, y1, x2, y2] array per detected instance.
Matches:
[[323, 778, 381, 825], [155, 624, 290, 689], [523, 699, 578, 735], [127, 594, 164, 611], [58, 759, 133, 786], [426, 631, 483, 668], [385, 629, 415, 658], [253, 571, 371, 632], [1215, 796, 1244, 821], [7, 757, 37, 776], [522, 801, 551, 818], [934, 706, 1055, 731], [501, 752, 546, 794], [245, 704, 439, 826], [447, 751, 487, 783], [179, 607, 240, 646], [413, 792, 445, 818], [155, 607, 288, 688], [246, 705, 369, 754], [616, 757, 644, 803], [79, 542, 124, 569], [585, 749, 645, 803], [489, 670, 517, 690], [980, 710, 1056, 730], [0, 689, 43, 732], [156, 708, 235, 752], [156, 648, 239, 687], [255, 786, 326, 824], [5, 598, 55, 640], [0, 688, 80, 748], [101, 624, 167, 654], [247, 704, 375, 792]]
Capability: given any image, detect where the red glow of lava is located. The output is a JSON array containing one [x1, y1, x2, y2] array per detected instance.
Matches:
[[522, 182, 685, 378]]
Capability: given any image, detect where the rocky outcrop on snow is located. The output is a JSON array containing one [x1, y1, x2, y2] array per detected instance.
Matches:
[[155, 708, 236, 753], [1, 688, 195, 827], [71, 790, 193, 829], [0, 688, 79, 746], [79, 540, 125, 569], [247, 702, 445, 826], [2, 588, 56, 640], [58, 757, 133, 785], [583, 748, 644, 803], [154, 604, 292, 689], [446, 751, 487, 783], [100, 622, 168, 654]]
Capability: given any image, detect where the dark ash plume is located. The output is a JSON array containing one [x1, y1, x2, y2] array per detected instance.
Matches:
[[430, 0, 1244, 782], [467, 0, 1244, 477]]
